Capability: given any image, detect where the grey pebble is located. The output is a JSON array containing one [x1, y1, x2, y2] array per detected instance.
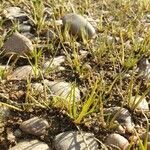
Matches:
[[54, 131, 99, 150], [3, 32, 33, 57], [104, 107, 135, 133], [9, 139, 51, 150], [7, 65, 34, 80], [18, 24, 31, 33], [43, 80, 80, 103], [62, 13, 96, 40], [20, 117, 49, 136]]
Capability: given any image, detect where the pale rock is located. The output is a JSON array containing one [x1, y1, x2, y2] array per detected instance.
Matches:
[[7, 128, 16, 143], [137, 37, 144, 43], [130, 96, 149, 111], [43, 80, 80, 102], [9, 139, 51, 150], [20, 117, 49, 136], [3, 32, 33, 57], [104, 107, 134, 133], [145, 14, 150, 23], [79, 50, 89, 59], [18, 24, 31, 33], [54, 19, 63, 26], [105, 133, 129, 150], [7, 65, 34, 80], [54, 131, 99, 150], [107, 35, 114, 43], [44, 7, 53, 18], [31, 83, 44, 93], [84, 16, 98, 30], [125, 40, 132, 50], [62, 13, 96, 39], [43, 56, 65, 72], [0, 65, 10, 71], [3, 7, 27, 21]]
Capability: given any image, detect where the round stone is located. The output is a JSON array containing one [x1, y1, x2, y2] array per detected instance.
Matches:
[[104, 107, 135, 133], [43, 56, 65, 72], [105, 133, 129, 149], [62, 13, 96, 39], [129, 96, 149, 111]]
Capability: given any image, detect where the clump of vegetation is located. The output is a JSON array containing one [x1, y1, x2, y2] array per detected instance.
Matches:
[[0, 0, 150, 149]]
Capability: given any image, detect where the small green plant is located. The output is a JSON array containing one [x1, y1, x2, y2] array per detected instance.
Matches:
[[125, 70, 150, 111], [67, 79, 100, 124], [29, 0, 46, 33], [136, 110, 149, 150], [0, 68, 5, 80], [26, 48, 42, 79]]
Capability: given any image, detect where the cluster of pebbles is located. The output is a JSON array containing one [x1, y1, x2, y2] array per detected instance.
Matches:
[[0, 5, 150, 150]]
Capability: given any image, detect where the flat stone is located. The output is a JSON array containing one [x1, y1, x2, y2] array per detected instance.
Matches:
[[43, 80, 80, 102], [0, 65, 10, 70], [54, 131, 99, 150], [130, 96, 149, 111], [9, 139, 51, 150], [43, 56, 65, 72], [7, 65, 34, 80], [105, 133, 129, 150], [3, 32, 33, 57], [3, 7, 28, 21], [20, 117, 49, 136], [62, 13, 96, 39]]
